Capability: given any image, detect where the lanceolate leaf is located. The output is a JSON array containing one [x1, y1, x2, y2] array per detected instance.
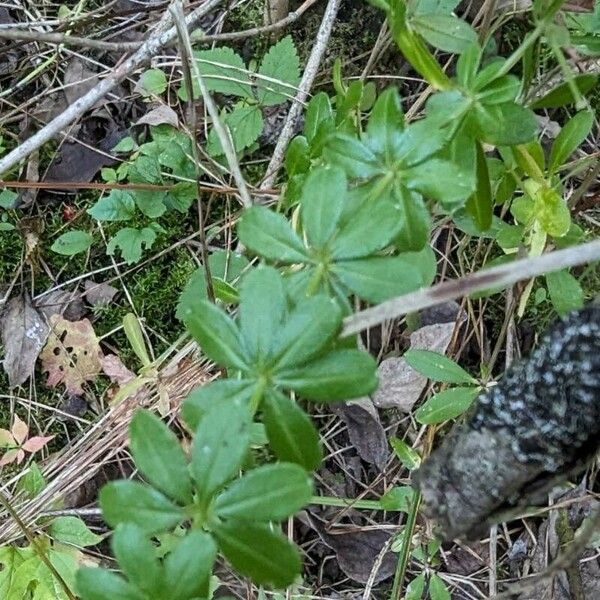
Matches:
[[238, 206, 310, 263], [276, 349, 378, 401], [272, 295, 342, 369], [214, 463, 312, 521], [184, 300, 248, 370], [111, 524, 162, 596], [549, 110, 594, 173], [304, 92, 334, 143], [411, 15, 478, 54], [404, 349, 476, 384], [129, 410, 192, 505], [76, 568, 145, 600], [99, 481, 184, 535], [465, 141, 493, 231], [324, 135, 382, 179], [239, 266, 286, 361], [365, 87, 405, 157], [332, 252, 435, 304], [300, 166, 346, 248], [262, 389, 322, 470], [213, 521, 301, 588], [164, 531, 217, 600], [530, 74, 598, 109], [182, 380, 255, 431], [415, 386, 480, 424], [191, 401, 252, 503]]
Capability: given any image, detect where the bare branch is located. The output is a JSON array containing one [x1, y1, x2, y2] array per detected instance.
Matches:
[[342, 240, 600, 337], [0, 0, 224, 177]]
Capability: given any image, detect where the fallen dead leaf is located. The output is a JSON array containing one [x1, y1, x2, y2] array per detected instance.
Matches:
[[307, 513, 396, 584], [100, 354, 135, 386], [37, 289, 86, 321], [0, 293, 49, 387], [84, 280, 118, 307], [63, 58, 100, 105], [136, 105, 179, 128], [40, 315, 103, 394], [334, 397, 388, 470], [373, 305, 465, 411]]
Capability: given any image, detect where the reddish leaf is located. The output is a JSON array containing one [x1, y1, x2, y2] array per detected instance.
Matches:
[[11, 415, 28, 445], [22, 435, 54, 454]]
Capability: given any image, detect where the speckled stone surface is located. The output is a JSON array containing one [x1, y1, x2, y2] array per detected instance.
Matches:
[[414, 307, 600, 540]]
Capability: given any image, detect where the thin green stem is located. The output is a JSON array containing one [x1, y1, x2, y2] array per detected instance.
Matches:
[[496, 0, 566, 78], [310, 495, 387, 511], [390, 491, 421, 600]]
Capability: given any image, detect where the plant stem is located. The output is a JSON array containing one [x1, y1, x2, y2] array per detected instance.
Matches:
[[390, 491, 421, 600], [496, 0, 566, 78]]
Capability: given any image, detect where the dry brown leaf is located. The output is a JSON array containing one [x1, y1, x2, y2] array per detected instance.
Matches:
[[37, 289, 86, 321], [334, 398, 388, 470], [136, 105, 179, 128], [40, 315, 103, 394], [83, 280, 118, 307], [0, 292, 49, 387], [100, 354, 135, 385]]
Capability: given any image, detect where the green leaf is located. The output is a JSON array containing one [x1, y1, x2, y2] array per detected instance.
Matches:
[[179, 47, 252, 100], [380, 485, 414, 511], [366, 87, 405, 156], [213, 521, 301, 588], [131, 190, 167, 218], [332, 252, 434, 304], [474, 102, 538, 146], [389, 437, 421, 470], [262, 389, 322, 470], [456, 43, 482, 87], [111, 524, 162, 595], [413, 0, 459, 15], [107, 227, 156, 264], [215, 463, 312, 521], [331, 192, 404, 259], [412, 15, 478, 53], [324, 135, 381, 179], [276, 349, 377, 401], [475, 75, 520, 104], [140, 69, 167, 95], [304, 92, 334, 143], [405, 573, 425, 600], [404, 349, 476, 384], [465, 141, 493, 231], [394, 187, 430, 251], [285, 136, 310, 176], [549, 110, 594, 172], [184, 299, 248, 370], [301, 166, 347, 249], [530, 74, 598, 108], [50, 517, 102, 548], [183, 379, 255, 430], [129, 155, 162, 184], [88, 190, 136, 222], [0, 189, 18, 209], [239, 266, 286, 361], [129, 410, 192, 505], [257, 36, 300, 106], [99, 481, 184, 534], [534, 187, 571, 237], [272, 295, 342, 369], [16, 462, 46, 498], [238, 206, 309, 263], [76, 568, 144, 600], [207, 104, 264, 155], [407, 158, 473, 206], [545, 269, 584, 316], [164, 531, 217, 600], [122, 312, 150, 367], [112, 137, 137, 153], [50, 231, 93, 256], [415, 386, 480, 424], [429, 573, 451, 600], [191, 400, 252, 503]]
